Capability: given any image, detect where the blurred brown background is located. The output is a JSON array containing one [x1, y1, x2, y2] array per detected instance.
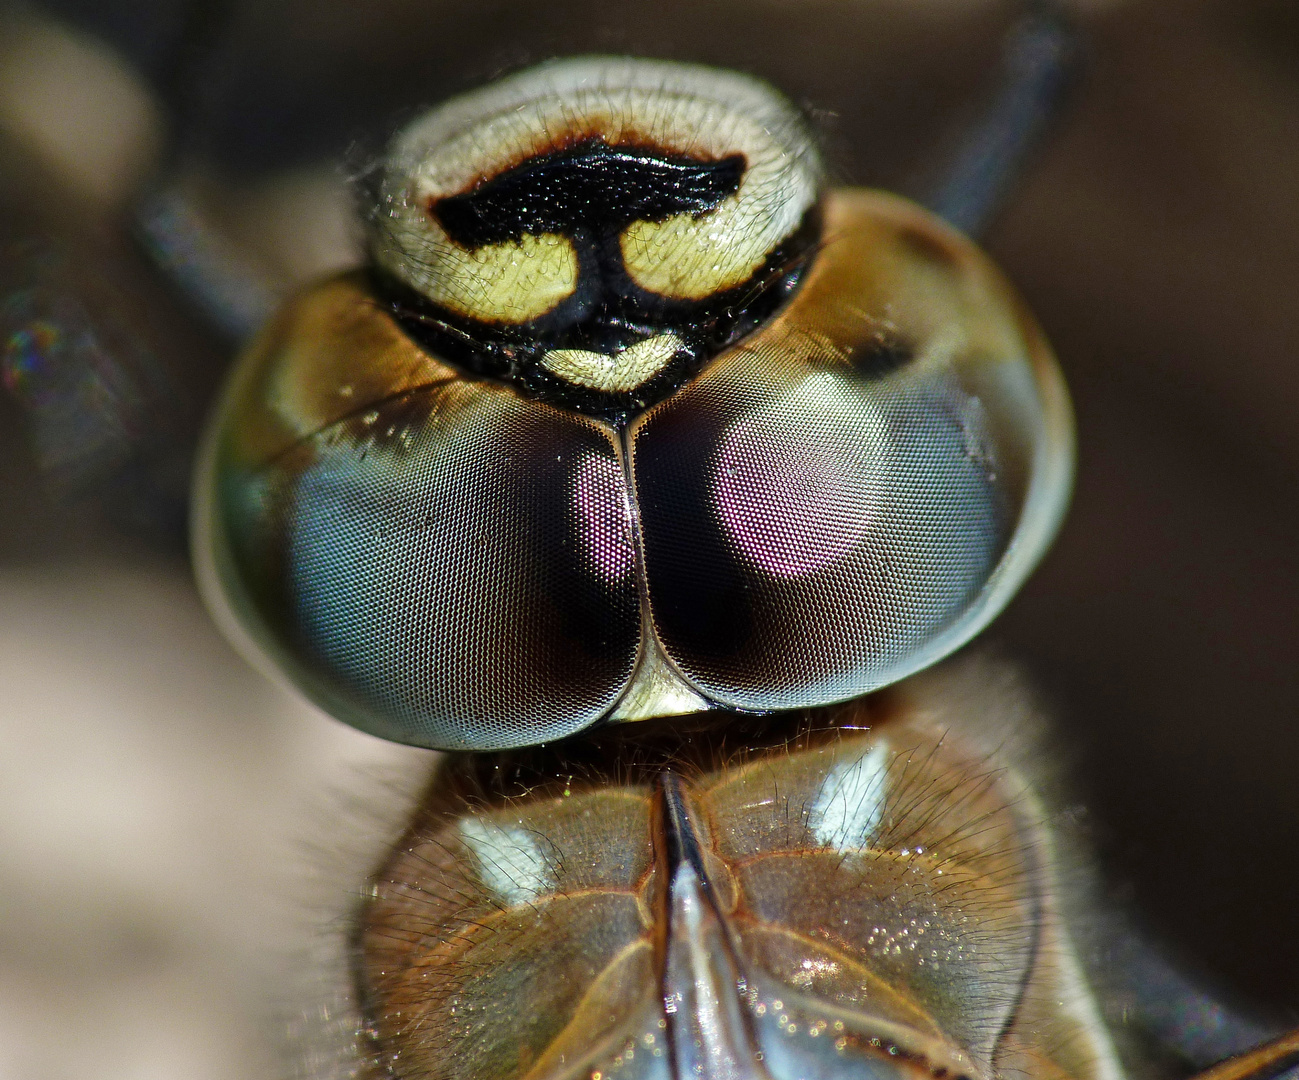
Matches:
[[0, 0, 1296, 1075], [991, 0, 1299, 1026]]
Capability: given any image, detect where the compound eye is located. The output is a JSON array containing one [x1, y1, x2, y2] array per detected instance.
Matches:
[[194, 58, 1072, 752], [624, 192, 1073, 712]]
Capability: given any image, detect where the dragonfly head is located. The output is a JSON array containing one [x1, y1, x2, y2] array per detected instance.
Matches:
[[193, 57, 1072, 752]]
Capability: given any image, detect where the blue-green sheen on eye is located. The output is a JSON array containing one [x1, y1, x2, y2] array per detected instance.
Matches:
[[219, 381, 642, 752], [193, 67, 1072, 752]]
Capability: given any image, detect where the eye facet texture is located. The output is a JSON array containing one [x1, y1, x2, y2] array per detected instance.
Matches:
[[196, 182, 1071, 751], [195, 55, 1071, 751], [631, 354, 1002, 711], [278, 388, 640, 750]]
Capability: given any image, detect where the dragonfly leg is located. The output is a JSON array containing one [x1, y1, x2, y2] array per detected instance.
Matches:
[[921, 1, 1079, 238]]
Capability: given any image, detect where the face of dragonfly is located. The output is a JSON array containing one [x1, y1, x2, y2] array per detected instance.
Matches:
[[193, 57, 1070, 753], [2, 2, 1299, 1080], [188, 50, 1092, 1080]]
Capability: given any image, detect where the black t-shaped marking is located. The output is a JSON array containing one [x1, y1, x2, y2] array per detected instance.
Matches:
[[432, 138, 746, 248]]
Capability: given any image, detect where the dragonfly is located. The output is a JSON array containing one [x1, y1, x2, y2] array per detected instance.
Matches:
[[0, 1, 1296, 1078]]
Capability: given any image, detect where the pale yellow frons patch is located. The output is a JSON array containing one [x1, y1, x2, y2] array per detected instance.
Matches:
[[435, 232, 579, 323], [621, 198, 766, 300], [541, 333, 682, 392]]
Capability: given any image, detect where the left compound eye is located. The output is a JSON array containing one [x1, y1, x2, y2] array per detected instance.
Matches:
[[194, 57, 1073, 751]]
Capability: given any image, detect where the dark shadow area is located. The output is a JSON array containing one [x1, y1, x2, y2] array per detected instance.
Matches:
[[3, 0, 1296, 1039]]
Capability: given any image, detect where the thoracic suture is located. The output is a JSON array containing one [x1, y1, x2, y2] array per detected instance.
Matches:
[[656, 772, 772, 1080]]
